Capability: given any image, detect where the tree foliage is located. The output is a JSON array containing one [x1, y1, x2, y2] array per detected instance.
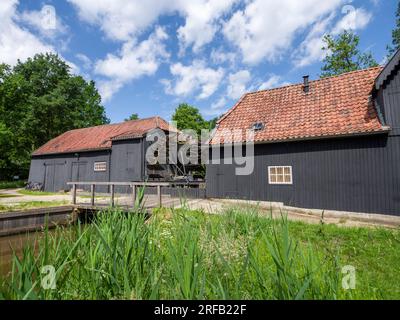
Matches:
[[172, 103, 216, 135], [0, 53, 109, 179], [388, 1, 400, 57], [125, 113, 139, 121], [321, 31, 378, 78]]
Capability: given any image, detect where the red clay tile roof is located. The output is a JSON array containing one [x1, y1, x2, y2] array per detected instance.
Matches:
[[33, 117, 174, 156], [211, 67, 388, 145]]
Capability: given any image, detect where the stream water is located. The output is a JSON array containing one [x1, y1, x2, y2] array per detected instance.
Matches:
[[0, 231, 50, 277]]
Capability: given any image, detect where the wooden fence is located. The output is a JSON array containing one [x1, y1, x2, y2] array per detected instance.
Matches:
[[66, 182, 204, 208]]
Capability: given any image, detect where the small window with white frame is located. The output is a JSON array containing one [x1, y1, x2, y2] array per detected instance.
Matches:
[[268, 166, 292, 185], [94, 162, 107, 172]]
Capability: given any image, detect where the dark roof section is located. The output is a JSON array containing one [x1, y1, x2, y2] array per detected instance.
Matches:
[[33, 116, 175, 156], [376, 48, 400, 90], [211, 67, 388, 145]]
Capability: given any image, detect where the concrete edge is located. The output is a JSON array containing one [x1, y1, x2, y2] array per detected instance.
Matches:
[[213, 199, 400, 227]]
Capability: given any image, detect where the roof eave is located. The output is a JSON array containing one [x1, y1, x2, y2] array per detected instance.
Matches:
[[375, 48, 400, 90], [209, 128, 391, 147], [32, 146, 111, 157]]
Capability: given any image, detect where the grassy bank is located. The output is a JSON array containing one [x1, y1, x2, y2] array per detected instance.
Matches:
[[0, 207, 399, 300], [17, 190, 59, 196], [0, 181, 26, 190], [0, 200, 70, 212]]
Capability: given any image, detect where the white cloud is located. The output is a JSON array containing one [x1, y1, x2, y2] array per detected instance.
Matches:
[[162, 60, 224, 99], [67, 0, 172, 42], [94, 26, 169, 100], [258, 75, 290, 90], [332, 7, 372, 34], [19, 6, 68, 39], [211, 96, 228, 111], [227, 70, 251, 100], [210, 47, 236, 65], [293, 14, 335, 68], [97, 80, 124, 103], [293, 7, 373, 67], [76, 53, 92, 70], [68, 0, 237, 101], [0, 0, 54, 66], [68, 0, 236, 52], [223, 0, 345, 65], [176, 0, 237, 53]]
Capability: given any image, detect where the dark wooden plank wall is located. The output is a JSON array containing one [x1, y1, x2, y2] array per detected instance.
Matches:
[[29, 151, 111, 192], [206, 134, 400, 216]]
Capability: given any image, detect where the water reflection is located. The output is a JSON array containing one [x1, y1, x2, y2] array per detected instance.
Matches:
[[0, 232, 44, 276]]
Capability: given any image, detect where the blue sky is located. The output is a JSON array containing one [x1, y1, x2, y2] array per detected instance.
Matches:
[[0, 0, 396, 123]]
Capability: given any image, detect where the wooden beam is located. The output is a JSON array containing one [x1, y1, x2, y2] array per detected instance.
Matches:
[[66, 181, 203, 187], [110, 184, 115, 207], [72, 184, 77, 205], [67, 181, 172, 187], [157, 185, 162, 208], [132, 185, 136, 208], [90, 184, 95, 207]]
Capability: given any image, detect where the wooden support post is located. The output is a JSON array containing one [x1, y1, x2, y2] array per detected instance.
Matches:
[[157, 185, 162, 208], [72, 184, 77, 205], [110, 184, 115, 207], [132, 185, 136, 208], [90, 184, 95, 207]]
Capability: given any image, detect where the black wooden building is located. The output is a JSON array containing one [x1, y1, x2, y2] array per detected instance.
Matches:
[[28, 117, 176, 192], [206, 51, 400, 216]]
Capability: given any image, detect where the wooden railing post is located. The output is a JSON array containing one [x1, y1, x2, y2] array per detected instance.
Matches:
[[157, 185, 162, 208], [90, 184, 95, 207], [72, 184, 77, 205], [132, 184, 136, 208], [110, 184, 115, 207]]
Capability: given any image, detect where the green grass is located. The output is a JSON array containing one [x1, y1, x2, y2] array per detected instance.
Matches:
[[0, 206, 399, 300], [0, 200, 70, 212], [0, 181, 26, 190], [17, 190, 59, 196], [0, 194, 21, 198]]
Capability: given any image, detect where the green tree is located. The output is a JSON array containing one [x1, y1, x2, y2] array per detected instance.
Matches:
[[388, 1, 400, 57], [125, 113, 139, 121], [172, 103, 209, 136], [321, 31, 378, 78], [0, 53, 109, 179], [208, 117, 219, 130]]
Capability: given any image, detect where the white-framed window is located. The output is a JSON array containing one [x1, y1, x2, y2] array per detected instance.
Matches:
[[268, 166, 293, 185], [94, 162, 107, 172]]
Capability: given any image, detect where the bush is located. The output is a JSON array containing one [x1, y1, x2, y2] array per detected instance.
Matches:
[[0, 181, 26, 190]]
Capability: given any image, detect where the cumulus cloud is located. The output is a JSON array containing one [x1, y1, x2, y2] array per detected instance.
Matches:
[[19, 5, 68, 39], [210, 47, 236, 65], [67, 0, 238, 101], [227, 70, 251, 100], [75, 53, 92, 70], [94, 26, 169, 101], [258, 75, 291, 90], [176, 0, 237, 53], [293, 6, 373, 67], [223, 0, 346, 65], [162, 60, 224, 100], [332, 7, 372, 34], [0, 0, 54, 66], [97, 80, 124, 103], [68, 0, 236, 52], [67, 0, 172, 42]]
